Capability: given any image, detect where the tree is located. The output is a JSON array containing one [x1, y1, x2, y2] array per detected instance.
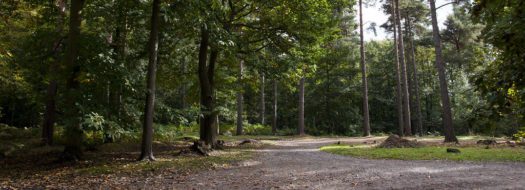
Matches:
[[236, 59, 244, 135], [359, 0, 371, 137], [429, 0, 457, 142], [260, 73, 266, 125], [197, 27, 219, 147], [272, 80, 278, 134], [390, 0, 405, 136], [406, 19, 424, 136], [139, 0, 161, 161], [62, 0, 86, 160], [42, 0, 67, 145], [298, 76, 305, 135], [395, 0, 412, 136], [400, 0, 429, 136]]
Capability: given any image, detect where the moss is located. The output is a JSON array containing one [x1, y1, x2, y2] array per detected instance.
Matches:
[[321, 145, 525, 162]]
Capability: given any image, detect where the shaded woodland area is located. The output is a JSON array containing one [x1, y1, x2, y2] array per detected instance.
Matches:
[[1, 0, 525, 189]]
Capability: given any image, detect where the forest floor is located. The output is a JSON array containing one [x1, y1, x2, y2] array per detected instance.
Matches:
[[171, 137, 525, 189], [2, 136, 525, 189]]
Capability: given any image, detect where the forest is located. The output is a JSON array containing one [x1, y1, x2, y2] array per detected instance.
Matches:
[[1, 0, 525, 189]]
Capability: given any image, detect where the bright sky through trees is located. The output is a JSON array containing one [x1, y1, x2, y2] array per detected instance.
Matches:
[[357, 0, 453, 41]]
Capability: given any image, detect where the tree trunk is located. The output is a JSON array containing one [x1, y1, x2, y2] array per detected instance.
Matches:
[[260, 73, 265, 125], [139, 0, 161, 161], [392, 0, 404, 137], [395, 0, 412, 136], [359, 0, 371, 137], [113, 0, 127, 120], [236, 59, 244, 135], [297, 77, 305, 135], [407, 17, 424, 136], [429, 0, 457, 143], [198, 27, 218, 147], [180, 57, 187, 109], [42, 0, 67, 146], [272, 80, 278, 135], [62, 0, 86, 160], [42, 81, 57, 145]]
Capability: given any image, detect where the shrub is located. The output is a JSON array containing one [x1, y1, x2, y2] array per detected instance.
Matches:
[[513, 128, 525, 142], [243, 124, 272, 136], [219, 124, 235, 135]]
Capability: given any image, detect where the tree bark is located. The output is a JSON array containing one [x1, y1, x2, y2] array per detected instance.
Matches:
[[62, 0, 86, 160], [392, 0, 404, 137], [272, 80, 278, 135], [180, 57, 187, 109], [42, 0, 67, 146], [236, 59, 244, 135], [260, 73, 265, 125], [111, 0, 128, 121], [429, 0, 457, 143], [395, 0, 412, 136], [198, 27, 219, 147], [139, 0, 161, 161], [359, 0, 371, 137], [407, 17, 424, 136], [297, 77, 305, 135], [42, 80, 57, 146]]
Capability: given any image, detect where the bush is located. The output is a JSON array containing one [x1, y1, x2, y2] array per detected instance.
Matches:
[[514, 128, 525, 142], [0, 124, 38, 139], [243, 124, 272, 136], [277, 128, 296, 136], [219, 124, 235, 135]]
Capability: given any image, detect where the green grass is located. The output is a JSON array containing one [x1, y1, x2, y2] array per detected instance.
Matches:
[[321, 145, 525, 162]]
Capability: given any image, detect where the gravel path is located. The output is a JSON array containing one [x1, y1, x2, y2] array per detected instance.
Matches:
[[171, 137, 525, 190]]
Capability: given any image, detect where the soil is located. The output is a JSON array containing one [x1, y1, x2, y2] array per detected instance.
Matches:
[[171, 137, 525, 190], [4, 137, 525, 189], [378, 135, 423, 148]]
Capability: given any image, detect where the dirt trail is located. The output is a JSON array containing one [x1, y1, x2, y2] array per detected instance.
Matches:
[[169, 137, 525, 190]]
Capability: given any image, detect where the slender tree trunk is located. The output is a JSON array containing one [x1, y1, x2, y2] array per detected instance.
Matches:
[[236, 59, 244, 135], [62, 0, 86, 160], [392, 0, 404, 136], [113, 1, 127, 118], [42, 81, 57, 145], [272, 80, 278, 135], [180, 57, 187, 109], [429, 0, 457, 143], [359, 0, 371, 137], [139, 0, 161, 161], [297, 77, 305, 135], [325, 60, 331, 134], [395, 0, 412, 136], [42, 0, 67, 146], [407, 18, 424, 136], [260, 73, 265, 125], [208, 50, 219, 145], [198, 28, 210, 142]]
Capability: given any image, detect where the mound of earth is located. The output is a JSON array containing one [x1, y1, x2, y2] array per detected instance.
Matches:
[[378, 135, 423, 148]]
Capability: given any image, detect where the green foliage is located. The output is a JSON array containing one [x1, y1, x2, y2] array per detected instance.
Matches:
[[0, 0, 523, 155], [243, 124, 273, 136], [472, 0, 525, 126], [514, 128, 525, 142]]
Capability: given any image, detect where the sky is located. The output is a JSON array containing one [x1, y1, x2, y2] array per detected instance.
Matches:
[[356, 0, 454, 41]]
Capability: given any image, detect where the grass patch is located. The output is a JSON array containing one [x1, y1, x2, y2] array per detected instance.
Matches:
[[321, 145, 525, 162], [77, 150, 252, 175]]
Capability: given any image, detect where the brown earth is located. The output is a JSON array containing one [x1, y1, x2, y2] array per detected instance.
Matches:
[[3, 137, 525, 189]]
